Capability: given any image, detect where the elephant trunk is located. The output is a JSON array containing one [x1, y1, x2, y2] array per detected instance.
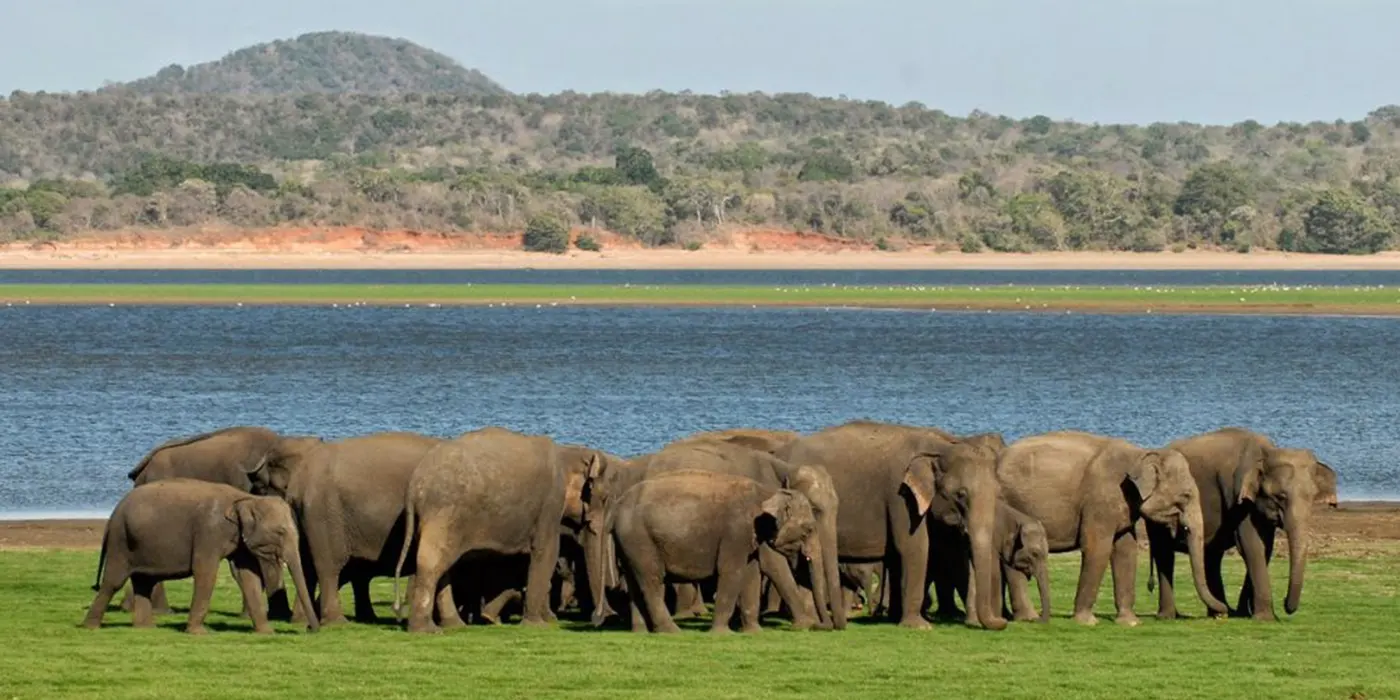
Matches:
[[818, 519, 845, 630], [968, 497, 1007, 631], [1283, 506, 1309, 615], [1034, 560, 1051, 623], [1183, 508, 1228, 616], [283, 538, 318, 632], [584, 528, 614, 627], [801, 533, 833, 629]]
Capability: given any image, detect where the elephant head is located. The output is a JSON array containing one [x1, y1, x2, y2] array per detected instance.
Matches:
[[906, 437, 1006, 631], [784, 464, 844, 629], [254, 436, 326, 497], [1234, 442, 1330, 614], [1128, 449, 1228, 616], [756, 490, 822, 586], [1002, 517, 1051, 623], [581, 454, 649, 626], [226, 496, 319, 632]]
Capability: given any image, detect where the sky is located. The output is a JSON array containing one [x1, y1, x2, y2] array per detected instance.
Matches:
[[2, 0, 1397, 126]]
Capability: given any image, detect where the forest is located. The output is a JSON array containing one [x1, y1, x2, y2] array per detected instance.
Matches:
[[2, 32, 1398, 253]]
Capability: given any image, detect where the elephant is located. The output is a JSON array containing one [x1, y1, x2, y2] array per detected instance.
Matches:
[[83, 478, 318, 635], [259, 431, 444, 625], [578, 453, 654, 625], [392, 426, 610, 634], [635, 441, 843, 630], [1147, 427, 1338, 621], [665, 428, 803, 456], [837, 563, 880, 614], [996, 431, 1229, 626], [775, 420, 1008, 630], [607, 469, 825, 634], [120, 426, 306, 618]]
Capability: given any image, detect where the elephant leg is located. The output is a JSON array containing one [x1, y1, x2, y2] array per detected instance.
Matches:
[[1204, 546, 1228, 618], [436, 578, 467, 629], [310, 548, 350, 626], [185, 557, 221, 635], [761, 579, 784, 616], [1005, 567, 1036, 622], [1109, 532, 1140, 627], [521, 524, 563, 627], [83, 559, 128, 629], [637, 573, 680, 635], [232, 559, 272, 634], [875, 560, 892, 618], [710, 568, 746, 634], [1072, 528, 1114, 626], [757, 546, 821, 630], [738, 561, 763, 633], [480, 588, 522, 624], [352, 576, 378, 623], [129, 575, 157, 629], [1235, 519, 1277, 621], [406, 523, 455, 634], [894, 527, 932, 629], [672, 583, 706, 619], [150, 582, 172, 616], [1146, 522, 1179, 620]]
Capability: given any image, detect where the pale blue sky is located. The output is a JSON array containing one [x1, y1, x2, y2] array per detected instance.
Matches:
[[3, 0, 1396, 125]]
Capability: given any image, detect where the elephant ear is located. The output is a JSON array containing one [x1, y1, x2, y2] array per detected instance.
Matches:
[[224, 498, 259, 543], [586, 453, 605, 480], [754, 492, 788, 543], [1232, 442, 1267, 505], [1127, 452, 1162, 502], [901, 452, 940, 517], [1311, 459, 1339, 507]]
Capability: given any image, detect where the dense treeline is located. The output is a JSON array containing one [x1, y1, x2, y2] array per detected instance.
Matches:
[[3, 89, 1400, 253]]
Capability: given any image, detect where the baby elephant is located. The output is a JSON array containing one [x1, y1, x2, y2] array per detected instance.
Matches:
[[609, 469, 830, 634], [83, 479, 319, 635]]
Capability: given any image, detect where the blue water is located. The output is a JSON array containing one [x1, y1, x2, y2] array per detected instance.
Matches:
[[2, 304, 1397, 517], [5, 268, 1400, 287]]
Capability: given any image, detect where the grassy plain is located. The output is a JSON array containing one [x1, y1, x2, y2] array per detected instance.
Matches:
[[0, 548, 1397, 699], [2, 283, 1400, 314]]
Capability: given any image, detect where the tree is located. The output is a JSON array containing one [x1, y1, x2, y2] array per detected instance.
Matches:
[[522, 213, 569, 253], [1300, 189, 1393, 254], [1174, 162, 1254, 219], [615, 145, 663, 191]]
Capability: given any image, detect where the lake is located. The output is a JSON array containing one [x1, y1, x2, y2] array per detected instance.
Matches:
[[1, 304, 1397, 516]]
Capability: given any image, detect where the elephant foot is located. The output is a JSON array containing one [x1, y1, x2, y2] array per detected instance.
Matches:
[[672, 607, 705, 621], [709, 625, 734, 635], [931, 607, 964, 623], [252, 624, 274, 635], [1012, 610, 1040, 623], [353, 611, 379, 625], [185, 624, 210, 636], [321, 614, 350, 627], [520, 616, 552, 629], [438, 615, 467, 630], [1114, 612, 1141, 628], [655, 622, 683, 634], [790, 616, 819, 631], [1251, 610, 1277, 622], [898, 617, 933, 630], [1072, 610, 1099, 626], [406, 620, 441, 635]]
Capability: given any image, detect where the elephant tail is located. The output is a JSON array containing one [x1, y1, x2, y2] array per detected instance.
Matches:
[[392, 495, 417, 620], [91, 522, 112, 592]]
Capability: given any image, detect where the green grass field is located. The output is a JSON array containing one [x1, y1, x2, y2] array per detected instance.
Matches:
[[1, 551, 1396, 699], [1, 283, 1399, 314]]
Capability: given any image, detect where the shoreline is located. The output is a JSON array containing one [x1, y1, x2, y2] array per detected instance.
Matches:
[[7, 247, 1400, 271], [6, 501, 1395, 550]]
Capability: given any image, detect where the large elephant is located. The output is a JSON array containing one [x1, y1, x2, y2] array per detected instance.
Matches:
[[637, 440, 843, 629], [392, 427, 609, 634], [776, 420, 1008, 630], [996, 431, 1228, 626], [259, 431, 445, 625], [120, 426, 308, 618], [1147, 427, 1337, 621], [83, 478, 318, 635], [608, 469, 824, 634]]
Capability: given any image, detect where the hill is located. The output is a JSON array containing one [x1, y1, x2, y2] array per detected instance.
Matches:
[[107, 31, 506, 97], [1, 45, 1398, 254]]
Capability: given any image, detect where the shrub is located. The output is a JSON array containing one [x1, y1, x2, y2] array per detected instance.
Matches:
[[574, 234, 602, 252], [522, 214, 569, 253]]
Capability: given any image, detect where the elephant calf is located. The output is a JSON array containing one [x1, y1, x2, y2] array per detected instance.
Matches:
[[609, 469, 830, 634], [83, 479, 319, 635]]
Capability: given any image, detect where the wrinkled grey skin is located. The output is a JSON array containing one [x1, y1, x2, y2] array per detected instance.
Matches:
[[393, 427, 611, 633], [997, 431, 1229, 626], [84, 479, 318, 635], [121, 426, 299, 619], [607, 470, 825, 634], [260, 431, 444, 625], [1149, 427, 1338, 621], [776, 421, 1007, 630]]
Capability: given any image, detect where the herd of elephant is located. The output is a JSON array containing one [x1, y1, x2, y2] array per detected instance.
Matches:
[[80, 420, 1339, 636]]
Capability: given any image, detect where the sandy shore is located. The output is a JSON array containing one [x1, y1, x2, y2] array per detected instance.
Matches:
[[5, 503, 1397, 553], [6, 248, 1400, 271]]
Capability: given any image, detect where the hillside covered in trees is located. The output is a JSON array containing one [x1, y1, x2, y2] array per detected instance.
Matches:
[[2, 34, 1399, 254]]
